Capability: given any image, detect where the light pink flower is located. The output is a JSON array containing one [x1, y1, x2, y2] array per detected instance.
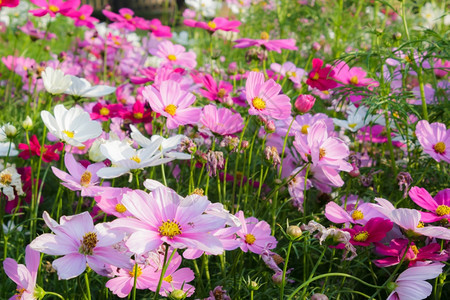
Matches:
[[200, 104, 244, 136], [325, 201, 384, 225], [111, 187, 227, 255], [387, 262, 444, 300], [95, 187, 134, 218], [30, 211, 132, 279], [235, 211, 277, 254], [105, 262, 155, 298], [150, 40, 197, 69], [234, 33, 297, 53], [245, 71, 291, 120], [143, 80, 201, 129], [415, 120, 450, 163]]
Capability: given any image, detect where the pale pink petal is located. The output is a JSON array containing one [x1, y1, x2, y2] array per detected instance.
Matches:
[[52, 253, 86, 279]]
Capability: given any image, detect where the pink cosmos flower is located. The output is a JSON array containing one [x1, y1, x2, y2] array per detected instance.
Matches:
[[0, 0, 19, 9], [150, 40, 197, 69], [184, 17, 241, 32], [245, 71, 291, 120], [409, 187, 450, 222], [18, 20, 57, 40], [387, 262, 444, 300], [415, 120, 450, 163], [270, 61, 306, 87], [111, 187, 227, 255], [95, 187, 133, 218], [90, 102, 124, 121], [276, 113, 334, 137], [200, 104, 244, 136], [102, 8, 148, 31], [341, 217, 393, 247], [106, 262, 155, 298], [29, 0, 79, 17], [235, 211, 277, 254], [3, 245, 40, 300], [325, 201, 384, 225], [66, 4, 99, 29], [333, 60, 378, 87], [51, 153, 104, 197], [143, 80, 201, 129], [199, 73, 233, 103], [306, 58, 337, 91], [234, 32, 297, 53], [146, 19, 172, 37], [30, 211, 132, 279], [373, 238, 448, 267]]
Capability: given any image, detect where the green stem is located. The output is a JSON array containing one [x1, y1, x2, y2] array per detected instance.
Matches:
[[44, 292, 66, 300], [154, 246, 176, 299], [280, 239, 293, 299], [132, 263, 138, 300], [84, 272, 91, 300]]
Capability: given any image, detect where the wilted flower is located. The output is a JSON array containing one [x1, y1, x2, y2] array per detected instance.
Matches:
[[264, 146, 281, 167], [397, 172, 412, 198], [206, 150, 224, 177]]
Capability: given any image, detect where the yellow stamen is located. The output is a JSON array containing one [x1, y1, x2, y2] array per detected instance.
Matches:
[[164, 104, 177, 116], [353, 231, 369, 242], [350, 76, 359, 85], [0, 173, 12, 185], [319, 148, 326, 159], [217, 88, 226, 98], [99, 107, 110, 116], [191, 188, 204, 196], [348, 123, 357, 129], [129, 265, 142, 278], [208, 21, 216, 29], [433, 142, 446, 154], [410, 245, 419, 258], [159, 220, 182, 239], [260, 32, 269, 40], [301, 125, 310, 134], [79, 15, 86, 20], [351, 210, 364, 221], [63, 130, 75, 138], [123, 13, 132, 20], [115, 203, 127, 213], [80, 171, 92, 187], [312, 72, 320, 80], [167, 54, 177, 61], [49, 5, 59, 13], [417, 221, 425, 228], [245, 233, 256, 245], [436, 205, 450, 216], [164, 275, 173, 283], [252, 97, 266, 110], [79, 232, 98, 255], [130, 156, 141, 163]]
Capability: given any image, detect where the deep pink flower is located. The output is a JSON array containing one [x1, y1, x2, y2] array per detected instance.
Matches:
[[184, 17, 241, 32], [235, 211, 277, 254], [149, 40, 197, 69], [0, 0, 19, 9], [66, 4, 99, 29], [306, 58, 338, 91], [143, 80, 201, 129], [200, 104, 244, 136], [245, 71, 291, 120], [18, 134, 63, 163], [3, 245, 40, 299], [342, 217, 393, 247], [415, 120, 450, 163], [29, 0, 80, 17], [121, 100, 152, 124], [111, 187, 227, 255], [51, 153, 104, 197], [234, 32, 297, 53], [30, 211, 132, 279], [200, 73, 233, 103], [374, 238, 448, 267], [387, 262, 444, 300], [130, 67, 157, 84], [90, 102, 124, 121], [357, 125, 405, 148], [409, 187, 450, 222]]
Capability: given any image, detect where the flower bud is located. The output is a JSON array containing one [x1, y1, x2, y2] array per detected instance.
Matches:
[[295, 95, 316, 113], [311, 293, 329, 300], [88, 138, 107, 162], [287, 225, 302, 238], [4, 124, 17, 138], [248, 280, 260, 290], [312, 42, 321, 51], [241, 140, 249, 150], [169, 289, 186, 300], [265, 120, 276, 133], [22, 116, 33, 131]]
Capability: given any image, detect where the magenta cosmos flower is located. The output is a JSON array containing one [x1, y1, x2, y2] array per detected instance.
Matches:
[[51, 153, 104, 197], [150, 40, 197, 69], [306, 58, 338, 91], [29, 0, 79, 17], [111, 187, 227, 255], [30, 211, 132, 279], [200, 104, 244, 136], [235, 211, 277, 254], [234, 32, 297, 53], [0, 0, 19, 9], [387, 262, 444, 300], [245, 71, 291, 120], [415, 120, 450, 163], [184, 17, 241, 32], [341, 217, 393, 247], [3, 245, 41, 300], [143, 80, 201, 129], [409, 187, 450, 222], [66, 4, 99, 29], [200, 73, 233, 103]]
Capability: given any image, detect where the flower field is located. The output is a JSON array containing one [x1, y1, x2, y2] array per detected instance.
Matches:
[[0, 0, 449, 299]]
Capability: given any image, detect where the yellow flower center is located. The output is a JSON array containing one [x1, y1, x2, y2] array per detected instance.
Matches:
[[319, 148, 326, 159], [130, 155, 141, 163], [16, 288, 26, 298], [133, 112, 143, 119], [217, 88, 226, 98], [410, 245, 419, 258], [433, 142, 446, 154], [405, 56, 413, 63], [49, 5, 59, 13], [115, 203, 127, 213], [123, 13, 132, 20], [99, 107, 110, 116], [80, 171, 92, 187], [351, 210, 364, 221], [312, 72, 320, 80], [79, 14, 86, 20], [79, 232, 98, 255], [348, 123, 357, 129], [301, 124, 310, 134], [129, 265, 142, 278], [63, 130, 75, 138], [350, 76, 359, 85], [164, 104, 177, 116], [252, 97, 266, 110], [0, 173, 12, 185], [191, 188, 204, 196], [436, 205, 450, 216], [353, 231, 369, 242], [164, 274, 173, 283], [208, 21, 217, 29], [260, 32, 269, 40], [159, 220, 182, 239], [417, 221, 425, 228], [167, 54, 177, 61], [245, 233, 256, 245]]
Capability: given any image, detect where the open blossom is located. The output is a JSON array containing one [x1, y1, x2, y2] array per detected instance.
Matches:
[[306, 58, 337, 91], [0, 0, 19, 9], [341, 217, 393, 247], [111, 186, 227, 255], [3, 245, 42, 300], [149, 40, 197, 69], [200, 104, 244, 136], [325, 201, 384, 225], [409, 187, 450, 222], [64, 75, 116, 98], [184, 17, 241, 32], [143, 80, 201, 129], [235, 211, 277, 254], [30, 211, 132, 279], [245, 71, 291, 120], [18, 134, 63, 163], [199, 74, 233, 103], [0, 164, 25, 201], [41, 67, 72, 95], [333, 60, 378, 87], [234, 32, 298, 53], [415, 120, 450, 163], [66, 4, 98, 29], [29, 0, 79, 17], [95, 187, 133, 218], [40, 104, 103, 147], [51, 153, 104, 197], [102, 7, 149, 31]]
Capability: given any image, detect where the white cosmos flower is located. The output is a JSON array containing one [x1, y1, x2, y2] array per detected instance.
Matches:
[[185, 0, 222, 18], [96, 139, 174, 179], [41, 67, 72, 95], [40, 104, 103, 147], [0, 164, 24, 201], [0, 143, 18, 157], [65, 76, 116, 98], [130, 125, 191, 160], [333, 104, 372, 132]]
